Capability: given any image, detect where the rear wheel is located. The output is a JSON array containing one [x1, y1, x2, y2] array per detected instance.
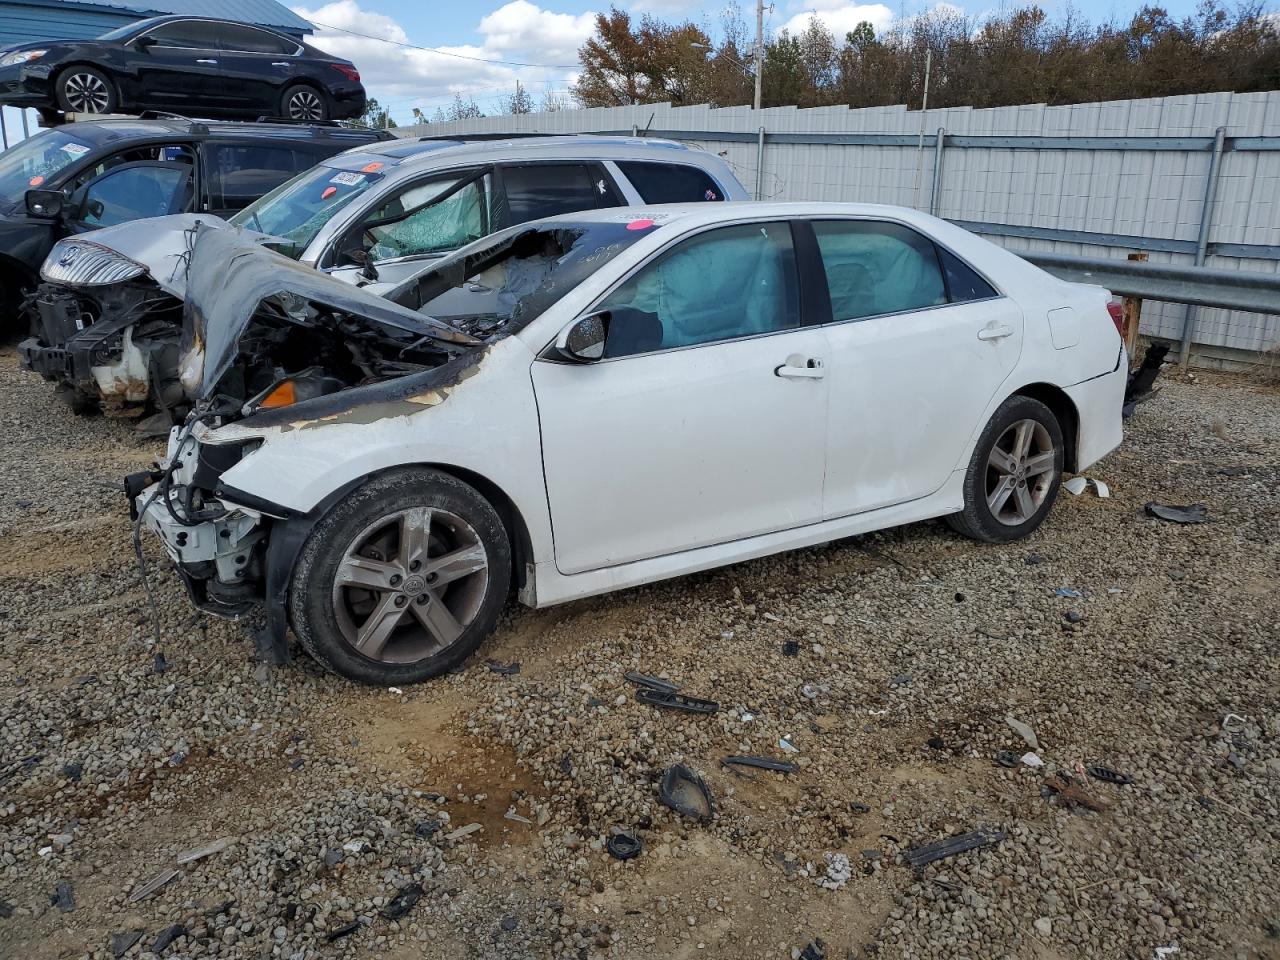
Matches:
[[290, 469, 510, 685], [947, 395, 1064, 543], [55, 67, 116, 114], [281, 85, 328, 121]]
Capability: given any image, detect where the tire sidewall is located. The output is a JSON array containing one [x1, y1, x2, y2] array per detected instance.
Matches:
[[56, 67, 116, 114], [281, 85, 329, 121], [962, 395, 1065, 542], [289, 469, 511, 685]]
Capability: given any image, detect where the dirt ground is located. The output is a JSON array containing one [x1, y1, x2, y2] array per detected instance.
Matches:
[[0, 346, 1277, 960]]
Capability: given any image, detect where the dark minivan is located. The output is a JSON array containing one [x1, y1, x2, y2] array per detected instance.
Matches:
[[0, 116, 391, 324], [0, 15, 366, 122]]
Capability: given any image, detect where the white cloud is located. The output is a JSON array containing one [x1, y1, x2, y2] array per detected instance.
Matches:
[[478, 1, 596, 63], [780, 3, 895, 38]]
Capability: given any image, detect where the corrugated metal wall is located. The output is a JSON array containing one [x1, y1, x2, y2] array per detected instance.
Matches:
[[399, 91, 1280, 356], [0, 2, 134, 49]]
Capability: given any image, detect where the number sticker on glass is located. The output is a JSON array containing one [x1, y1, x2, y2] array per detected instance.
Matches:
[[329, 171, 364, 186]]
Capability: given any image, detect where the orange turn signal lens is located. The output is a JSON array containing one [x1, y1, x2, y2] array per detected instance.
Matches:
[[260, 380, 297, 409]]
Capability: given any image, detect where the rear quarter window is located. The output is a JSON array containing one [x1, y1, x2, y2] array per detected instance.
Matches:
[[205, 143, 314, 211], [616, 161, 725, 203]]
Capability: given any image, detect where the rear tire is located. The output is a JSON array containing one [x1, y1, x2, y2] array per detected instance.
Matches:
[[281, 85, 329, 121], [946, 395, 1064, 543], [289, 469, 510, 685], [55, 67, 116, 114]]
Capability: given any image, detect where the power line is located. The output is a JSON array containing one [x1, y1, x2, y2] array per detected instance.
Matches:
[[305, 18, 580, 69]]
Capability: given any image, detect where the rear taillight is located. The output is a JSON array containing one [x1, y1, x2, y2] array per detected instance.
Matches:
[[330, 63, 360, 82], [1105, 299, 1125, 338]]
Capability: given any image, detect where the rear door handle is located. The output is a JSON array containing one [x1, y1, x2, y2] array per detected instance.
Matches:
[[775, 357, 824, 379], [977, 323, 1014, 341], [271, 62, 290, 67], [196, 58, 218, 64]]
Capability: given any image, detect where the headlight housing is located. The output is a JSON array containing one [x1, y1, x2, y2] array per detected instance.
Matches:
[[41, 238, 148, 286], [1, 49, 46, 66]]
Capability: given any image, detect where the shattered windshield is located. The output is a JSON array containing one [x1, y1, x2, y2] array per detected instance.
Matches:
[[0, 129, 94, 204], [388, 217, 660, 339], [229, 163, 381, 259]]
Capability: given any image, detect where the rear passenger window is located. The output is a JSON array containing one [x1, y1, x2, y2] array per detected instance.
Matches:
[[937, 245, 997, 302], [813, 221, 948, 322], [615, 162, 725, 203], [206, 144, 309, 211], [499, 164, 621, 223]]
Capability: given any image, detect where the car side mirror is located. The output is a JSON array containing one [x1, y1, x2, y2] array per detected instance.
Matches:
[[134, 35, 157, 50], [345, 247, 380, 282], [557, 311, 610, 362], [25, 189, 64, 219]]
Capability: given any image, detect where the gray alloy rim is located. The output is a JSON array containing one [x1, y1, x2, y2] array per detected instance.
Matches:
[[985, 418, 1056, 526], [287, 89, 324, 120], [64, 72, 110, 113], [331, 507, 489, 664]]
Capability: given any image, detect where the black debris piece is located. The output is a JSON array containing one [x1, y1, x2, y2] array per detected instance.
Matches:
[[558, 754, 573, 776], [850, 802, 871, 814], [1145, 502, 1208, 524], [326, 921, 361, 941], [151, 924, 186, 954], [322, 848, 345, 868], [926, 736, 946, 751], [659, 764, 714, 822], [606, 830, 643, 861], [1218, 465, 1250, 477], [500, 915, 519, 932], [624, 671, 679, 695], [0, 900, 12, 918], [153, 652, 168, 675], [721, 755, 800, 774], [635, 688, 718, 714], [995, 750, 1019, 768], [381, 884, 424, 920], [51, 880, 75, 912], [799, 937, 827, 960], [62, 761, 83, 782], [285, 903, 298, 922], [954, 592, 966, 602], [1064, 611, 1083, 624], [486, 660, 520, 676], [414, 820, 440, 838], [1025, 553, 1045, 565], [1086, 763, 1134, 786], [781, 640, 800, 657], [109, 930, 144, 958], [290, 758, 304, 770], [903, 828, 1005, 868], [1125, 342, 1169, 407]]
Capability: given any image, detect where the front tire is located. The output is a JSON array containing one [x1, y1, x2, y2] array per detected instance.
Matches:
[[55, 67, 116, 114], [281, 85, 329, 121], [947, 395, 1064, 543], [289, 469, 511, 685]]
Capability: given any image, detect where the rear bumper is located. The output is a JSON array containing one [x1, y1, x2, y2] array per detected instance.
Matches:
[[1065, 346, 1127, 472]]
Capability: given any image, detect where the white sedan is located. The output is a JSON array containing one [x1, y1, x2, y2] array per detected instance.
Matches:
[[133, 203, 1126, 684]]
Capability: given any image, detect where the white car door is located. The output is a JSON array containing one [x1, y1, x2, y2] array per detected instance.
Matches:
[[812, 219, 1023, 519], [532, 220, 829, 576]]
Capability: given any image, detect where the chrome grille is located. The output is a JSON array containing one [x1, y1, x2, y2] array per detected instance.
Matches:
[[41, 239, 147, 286]]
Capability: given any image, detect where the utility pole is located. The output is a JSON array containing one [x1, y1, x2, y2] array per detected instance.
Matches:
[[753, 0, 764, 111]]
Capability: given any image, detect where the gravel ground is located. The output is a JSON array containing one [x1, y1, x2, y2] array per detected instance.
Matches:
[[0, 345, 1277, 960]]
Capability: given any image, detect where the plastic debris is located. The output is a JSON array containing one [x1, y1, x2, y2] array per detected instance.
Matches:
[[381, 883, 424, 920], [110, 930, 144, 958], [624, 671, 678, 695], [51, 880, 75, 912], [606, 829, 643, 860], [486, 660, 520, 676], [995, 750, 1019, 768], [635, 687, 718, 714], [128, 868, 180, 903], [817, 852, 851, 890], [1154, 947, 1180, 959], [1006, 714, 1040, 750], [414, 820, 441, 838], [387, 686, 403, 694], [342, 839, 367, 854], [444, 823, 482, 841], [903, 827, 1005, 868], [722, 755, 800, 774], [504, 808, 532, 824], [323, 848, 345, 869], [1221, 712, 1249, 732], [1145, 502, 1208, 524], [175, 836, 236, 865], [1064, 476, 1111, 497], [1021, 752, 1044, 768], [326, 920, 361, 941], [778, 736, 800, 754], [799, 939, 827, 960], [151, 924, 186, 954], [781, 640, 800, 657], [153, 652, 168, 674], [1055, 587, 1082, 598], [1085, 763, 1134, 785], [658, 764, 714, 822]]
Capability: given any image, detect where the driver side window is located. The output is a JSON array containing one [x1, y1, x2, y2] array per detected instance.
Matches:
[[78, 164, 191, 227], [346, 172, 492, 264]]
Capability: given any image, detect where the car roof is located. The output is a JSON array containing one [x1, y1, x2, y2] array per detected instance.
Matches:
[[42, 118, 388, 148], [530, 201, 944, 229], [323, 135, 706, 175]]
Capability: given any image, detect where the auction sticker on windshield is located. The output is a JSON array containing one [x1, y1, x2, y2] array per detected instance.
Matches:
[[60, 142, 90, 157], [329, 171, 365, 186]]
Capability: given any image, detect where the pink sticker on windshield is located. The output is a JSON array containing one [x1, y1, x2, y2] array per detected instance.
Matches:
[[626, 219, 655, 231], [321, 186, 337, 200], [28, 175, 44, 186]]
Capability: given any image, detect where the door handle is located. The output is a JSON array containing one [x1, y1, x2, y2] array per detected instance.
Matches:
[[775, 357, 824, 379], [271, 62, 290, 67], [196, 58, 218, 64], [977, 323, 1014, 341]]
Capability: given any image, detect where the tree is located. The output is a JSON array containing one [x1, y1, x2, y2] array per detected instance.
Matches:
[[574, 6, 715, 106], [502, 81, 534, 115], [355, 97, 396, 129]]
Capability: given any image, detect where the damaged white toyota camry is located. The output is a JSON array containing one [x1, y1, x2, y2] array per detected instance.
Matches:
[[129, 203, 1126, 685]]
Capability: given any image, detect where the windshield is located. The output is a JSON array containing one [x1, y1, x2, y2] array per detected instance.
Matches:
[[229, 163, 380, 259], [98, 22, 143, 40], [389, 217, 660, 339], [0, 129, 94, 203]]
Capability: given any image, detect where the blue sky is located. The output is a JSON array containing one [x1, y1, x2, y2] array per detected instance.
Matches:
[[291, 0, 1250, 121]]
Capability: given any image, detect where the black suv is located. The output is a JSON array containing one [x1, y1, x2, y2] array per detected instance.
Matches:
[[0, 15, 366, 122], [0, 116, 391, 324]]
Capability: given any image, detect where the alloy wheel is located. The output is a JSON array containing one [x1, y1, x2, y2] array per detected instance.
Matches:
[[985, 418, 1056, 526], [288, 90, 324, 120], [64, 73, 110, 113], [331, 507, 489, 664]]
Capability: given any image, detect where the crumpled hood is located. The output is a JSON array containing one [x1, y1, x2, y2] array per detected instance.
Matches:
[[179, 221, 478, 401]]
